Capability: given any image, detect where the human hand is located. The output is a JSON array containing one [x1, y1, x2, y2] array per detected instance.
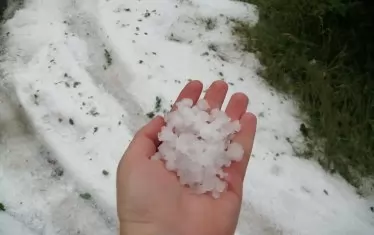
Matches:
[[117, 80, 257, 235]]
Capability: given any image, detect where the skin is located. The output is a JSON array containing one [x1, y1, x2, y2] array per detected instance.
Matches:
[[117, 80, 257, 235]]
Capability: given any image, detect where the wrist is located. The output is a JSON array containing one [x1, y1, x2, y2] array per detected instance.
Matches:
[[120, 222, 165, 235]]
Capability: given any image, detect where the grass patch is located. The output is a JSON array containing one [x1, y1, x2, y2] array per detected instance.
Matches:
[[103, 49, 113, 70], [0, 202, 5, 212], [198, 17, 217, 31], [79, 193, 92, 200], [146, 96, 163, 119], [155, 96, 162, 112], [146, 112, 155, 119], [235, 0, 374, 185]]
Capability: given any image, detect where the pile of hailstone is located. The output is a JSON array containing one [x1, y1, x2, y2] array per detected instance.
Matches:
[[152, 99, 244, 198]]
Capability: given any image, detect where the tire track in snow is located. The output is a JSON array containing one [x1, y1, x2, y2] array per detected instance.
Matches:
[[0, 0, 125, 233], [0, 89, 115, 235], [2, 0, 141, 224], [62, 0, 148, 134]]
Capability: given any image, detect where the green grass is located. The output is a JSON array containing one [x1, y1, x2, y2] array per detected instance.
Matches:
[[235, 0, 374, 185], [79, 193, 92, 200], [198, 17, 218, 31], [0, 202, 5, 212], [103, 49, 113, 70]]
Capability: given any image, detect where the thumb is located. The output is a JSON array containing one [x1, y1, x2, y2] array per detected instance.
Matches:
[[127, 116, 165, 160]]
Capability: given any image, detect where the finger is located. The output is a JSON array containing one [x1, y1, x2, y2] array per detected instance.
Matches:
[[232, 112, 257, 178], [203, 80, 228, 110], [225, 93, 249, 121], [225, 112, 257, 195], [120, 116, 165, 164], [172, 80, 203, 110], [135, 116, 165, 147], [124, 116, 165, 161]]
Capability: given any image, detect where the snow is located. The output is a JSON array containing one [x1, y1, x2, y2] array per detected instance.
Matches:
[[0, 0, 373, 234]]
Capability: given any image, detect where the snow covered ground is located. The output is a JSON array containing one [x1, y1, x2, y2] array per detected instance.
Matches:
[[0, 0, 373, 234]]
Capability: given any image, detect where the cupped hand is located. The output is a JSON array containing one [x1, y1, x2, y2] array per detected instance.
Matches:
[[117, 80, 257, 235]]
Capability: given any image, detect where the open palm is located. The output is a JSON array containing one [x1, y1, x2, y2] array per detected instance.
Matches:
[[117, 80, 257, 235]]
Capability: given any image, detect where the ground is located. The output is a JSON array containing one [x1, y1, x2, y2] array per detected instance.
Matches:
[[0, 0, 373, 234]]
